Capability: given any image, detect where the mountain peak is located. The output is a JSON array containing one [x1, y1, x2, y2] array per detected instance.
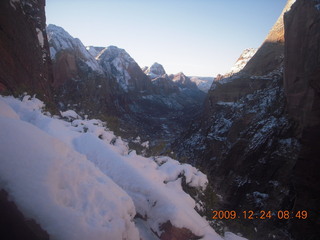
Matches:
[[144, 62, 166, 79], [171, 72, 197, 89]]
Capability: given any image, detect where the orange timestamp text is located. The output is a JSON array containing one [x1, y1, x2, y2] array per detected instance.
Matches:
[[212, 210, 308, 220]]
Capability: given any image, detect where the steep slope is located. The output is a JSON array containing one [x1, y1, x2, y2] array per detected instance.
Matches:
[[172, 1, 317, 239], [0, 0, 53, 103]]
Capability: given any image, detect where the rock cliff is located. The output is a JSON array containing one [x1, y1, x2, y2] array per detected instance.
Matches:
[[284, 0, 320, 239], [0, 0, 52, 238], [0, 0, 53, 102]]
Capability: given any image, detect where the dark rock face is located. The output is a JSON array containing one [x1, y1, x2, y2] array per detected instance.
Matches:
[[0, 190, 49, 240], [0, 0, 53, 102], [0, 1, 53, 237], [284, 0, 320, 239]]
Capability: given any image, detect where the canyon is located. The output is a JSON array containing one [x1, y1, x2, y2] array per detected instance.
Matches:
[[0, 0, 319, 239]]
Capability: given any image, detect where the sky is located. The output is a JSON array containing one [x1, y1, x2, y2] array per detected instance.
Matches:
[[45, 0, 287, 77]]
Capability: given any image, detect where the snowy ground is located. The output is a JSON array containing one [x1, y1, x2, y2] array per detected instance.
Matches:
[[0, 94, 247, 240]]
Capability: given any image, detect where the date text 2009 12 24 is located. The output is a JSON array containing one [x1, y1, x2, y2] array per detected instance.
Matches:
[[212, 210, 308, 220]]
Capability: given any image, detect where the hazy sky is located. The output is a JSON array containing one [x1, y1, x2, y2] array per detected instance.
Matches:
[[46, 0, 287, 77]]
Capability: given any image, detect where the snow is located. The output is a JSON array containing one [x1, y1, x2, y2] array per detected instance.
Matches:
[[36, 28, 44, 48], [224, 232, 248, 240], [0, 94, 237, 240], [0, 98, 138, 240], [60, 109, 80, 120]]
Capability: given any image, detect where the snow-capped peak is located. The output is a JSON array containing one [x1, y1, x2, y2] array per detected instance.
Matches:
[[97, 46, 142, 92], [47, 24, 103, 73], [144, 62, 167, 80]]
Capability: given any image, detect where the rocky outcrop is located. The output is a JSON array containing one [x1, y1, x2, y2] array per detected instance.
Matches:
[[0, 0, 53, 102], [284, 0, 320, 239]]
